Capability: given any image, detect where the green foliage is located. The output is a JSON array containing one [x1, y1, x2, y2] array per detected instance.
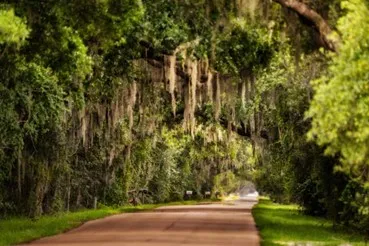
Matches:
[[306, 0, 369, 232], [253, 42, 369, 234], [307, 0, 369, 181], [216, 22, 274, 75], [121, 126, 254, 204], [0, 0, 144, 216], [0, 8, 29, 45], [213, 171, 238, 195], [143, 1, 190, 51]]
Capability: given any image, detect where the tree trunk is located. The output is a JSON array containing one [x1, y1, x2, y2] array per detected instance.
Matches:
[[272, 0, 338, 52]]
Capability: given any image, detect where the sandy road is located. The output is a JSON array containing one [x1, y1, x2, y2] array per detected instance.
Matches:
[[23, 198, 260, 246]]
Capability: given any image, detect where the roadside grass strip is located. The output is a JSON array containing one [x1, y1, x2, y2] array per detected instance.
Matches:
[[252, 198, 367, 246], [0, 200, 215, 246]]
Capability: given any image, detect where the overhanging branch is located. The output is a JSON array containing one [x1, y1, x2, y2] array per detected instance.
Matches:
[[272, 0, 339, 52]]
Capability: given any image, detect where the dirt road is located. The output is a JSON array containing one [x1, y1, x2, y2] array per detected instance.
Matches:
[[23, 198, 260, 246]]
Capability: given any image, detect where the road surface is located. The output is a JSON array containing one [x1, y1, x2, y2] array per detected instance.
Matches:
[[23, 198, 260, 246]]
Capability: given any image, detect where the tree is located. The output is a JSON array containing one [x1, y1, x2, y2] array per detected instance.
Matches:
[[307, 0, 369, 185]]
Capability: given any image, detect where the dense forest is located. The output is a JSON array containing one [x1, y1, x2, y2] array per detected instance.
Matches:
[[0, 0, 368, 235]]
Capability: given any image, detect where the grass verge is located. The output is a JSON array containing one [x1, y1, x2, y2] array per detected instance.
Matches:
[[0, 199, 215, 246], [252, 198, 367, 246]]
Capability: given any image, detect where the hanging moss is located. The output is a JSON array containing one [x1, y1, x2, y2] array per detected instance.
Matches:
[[165, 55, 177, 116], [127, 81, 137, 130], [215, 73, 221, 121], [206, 71, 214, 103], [190, 60, 198, 137]]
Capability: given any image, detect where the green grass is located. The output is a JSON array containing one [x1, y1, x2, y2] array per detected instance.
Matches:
[[253, 198, 367, 246], [0, 200, 214, 246]]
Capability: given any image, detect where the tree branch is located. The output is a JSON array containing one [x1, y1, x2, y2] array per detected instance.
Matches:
[[272, 0, 339, 52]]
